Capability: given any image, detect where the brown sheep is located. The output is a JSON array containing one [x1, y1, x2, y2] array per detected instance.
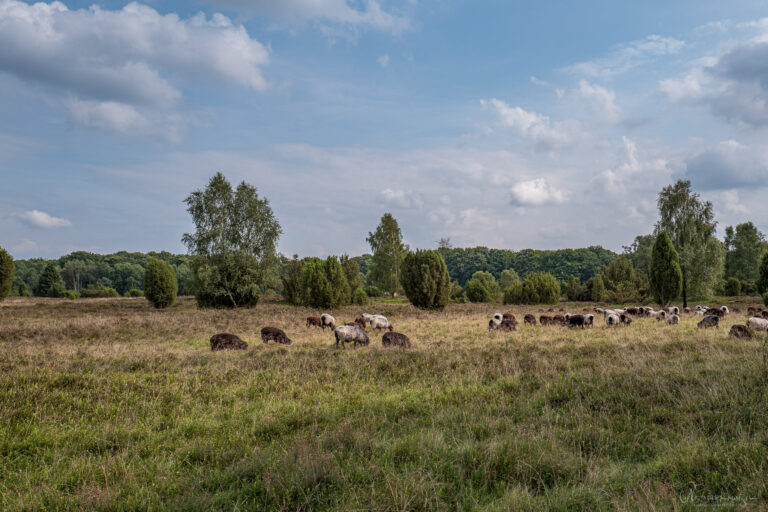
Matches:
[[490, 319, 517, 331], [210, 333, 248, 351], [306, 316, 322, 328], [620, 313, 632, 326], [346, 320, 367, 330], [524, 314, 537, 326], [761, 310, 768, 319], [552, 314, 566, 326], [539, 315, 553, 326], [567, 314, 586, 328], [698, 315, 719, 329], [261, 327, 292, 344], [382, 332, 412, 348], [729, 324, 752, 340]]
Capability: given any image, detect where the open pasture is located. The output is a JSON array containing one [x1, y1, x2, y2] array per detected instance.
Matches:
[[1, 297, 767, 511]]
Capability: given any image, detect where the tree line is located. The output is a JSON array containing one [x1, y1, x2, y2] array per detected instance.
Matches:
[[1, 174, 767, 308]]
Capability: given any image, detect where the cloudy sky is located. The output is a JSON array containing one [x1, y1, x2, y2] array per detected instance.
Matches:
[[2, 0, 768, 259]]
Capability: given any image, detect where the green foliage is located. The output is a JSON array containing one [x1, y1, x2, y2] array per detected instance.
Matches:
[[400, 250, 451, 310], [143, 259, 177, 308], [649, 231, 683, 307], [758, 251, 768, 295], [324, 256, 351, 309], [280, 255, 304, 305], [622, 234, 654, 286], [499, 268, 520, 290], [37, 263, 65, 298], [503, 272, 560, 305], [764, 292, 768, 307], [449, 281, 466, 303], [601, 255, 641, 302], [465, 271, 501, 303], [0, 246, 13, 301], [442, 246, 617, 286], [340, 254, 361, 302], [352, 287, 369, 305], [15, 282, 31, 297], [591, 274, 606, 302], [565, 276, 581, 301], [366, 213, 407, 296], [183, 173, 281, 308], [61, 290, 78, 300], [724, 222, 765, 286], [364, 285, 382, 297], [125, 289, 144, 297], [656, 180, 720, 304], [724, 277, 741, 297], [79, 285, 120, 298]]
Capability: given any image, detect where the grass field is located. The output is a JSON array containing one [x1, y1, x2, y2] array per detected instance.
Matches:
[[1, 297, 767, 511]]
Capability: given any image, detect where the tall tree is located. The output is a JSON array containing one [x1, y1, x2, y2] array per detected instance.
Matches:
[[182, 173, 281, 308], [724, 222, 765, 285], [400, 250, 451, 310], [499, 268, 520, 291], [757, 252, 768, 295], [339, 254, 361, 300], [623, 234, 654, 285], [37, 263, 65, 298], [655, 180, 720, 306], [366, 213, 407, 296], [0, 246, 14, 301], [649, 231, 683, 307]]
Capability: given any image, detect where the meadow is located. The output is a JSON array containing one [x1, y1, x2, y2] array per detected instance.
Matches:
[[1, 297, 767, 511]]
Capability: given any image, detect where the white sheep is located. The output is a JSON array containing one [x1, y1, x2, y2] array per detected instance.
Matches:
[[720, 306, 729, 315], [320, 313, 336, 330], [369, 314, 393, 331], [606, 313, 620, 327], [667, 314, 680, 325], [584, 314, 594, 328], [333, 325, 370, 348], [747, 317, 768, 332]]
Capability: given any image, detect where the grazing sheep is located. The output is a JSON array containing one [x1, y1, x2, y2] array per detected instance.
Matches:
[[695, 310, 705, 316], [650, 310, 667, 321], [584, 314, 594, 328], [606, 313, 620, 327], [333, 325, 369, 348], [488, 318, 501, 330], [321, 313, 336, 330], [346, 320, 367, 330], [747, 317, 768, 332], [698, 315, 720, 329], [729, 324, 753, 340], [354, 316, 369, 327], [492, 312, 503, 323], [761, 310, 768, 319], [567, 314, 586, 328], [720, 306, 729, 315], [748, 306, 758, 315], [564, 312, 572, 322], [603, 309, 617, 319], [667, 314, 680, 325], [552, 315, 567, 326], [261, 327, 292, 345], [306, 316, 323, 328], [382, 332, 412, 348], [498, 319, 517, 331], [539, 315, 553, 326], [524, 314, 537, 326], [666, 306, 679, 315], [625, 307, 640, 316], [210, 333, 248, 351], [619, 313, 632, 326], [503, 313, 517, 324], [705, 308, 725, 317], [369, 314, 393, 331]]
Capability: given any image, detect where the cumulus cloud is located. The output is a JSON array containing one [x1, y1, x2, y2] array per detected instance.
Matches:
[[0, 0, 270, 137], [205, 0, 410, 33], [509, 178, 567, 206], [17, 210, 72, 228], [577, 80, 624, 123], [380, 188, 422, 208], [66, 99, 186, 142], [377, 54, 390, 68], [482, 99, 580, 151], [567, 35, 684, 78], [685, 140, 768, 190], [598, 137, 672, 195]]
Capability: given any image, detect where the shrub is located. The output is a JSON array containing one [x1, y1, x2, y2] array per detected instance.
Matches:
[[649, 230, 682, 307], [144, 258, 177, 308], [0, 246, 13, 301], [79, 285, 120, 298], [365, 285, 382, 298], [400, 250, 450, 310], [37, 263, 66, 298], [465, 271, 501, 303], [352, 287, 369, 306], [449, 281, 466, 303], [503, 272, 560, 305], [565, 276, 581, 301], [281, 256, 304, 305], [125, 289, 144, 297], [591, 274, 606, 302], [499, 268, 520, 291], [324, 256, 351, 309], [62, 290, 79, 300], [724, 277, 741, 297]]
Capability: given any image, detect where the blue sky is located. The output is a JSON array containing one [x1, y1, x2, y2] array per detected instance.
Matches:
[[2, 0, 768, 259]]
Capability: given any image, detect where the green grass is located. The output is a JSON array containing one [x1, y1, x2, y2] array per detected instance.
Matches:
[[1, 297, 767, 511]]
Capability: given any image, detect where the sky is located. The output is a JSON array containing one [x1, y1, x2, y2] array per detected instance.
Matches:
[[2, 0, 768, 259]]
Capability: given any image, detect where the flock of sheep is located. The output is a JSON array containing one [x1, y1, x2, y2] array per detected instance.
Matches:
[[208, 303, 768, 351], [487, 304, 768, 339]]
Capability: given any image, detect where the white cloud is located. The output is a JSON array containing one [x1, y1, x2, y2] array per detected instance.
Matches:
[[567, 35, 684, 78], [17, 210, 72, 229], [685, 140, 768, 189], [377, 54, 390, 68], [0, 0, 270, 137], [577, 80, 624, 123], [380, 188, 422, 208], [599, 136, 672, 195], [509, 178, 567, 206], [205, 0, 410, 33], [66, 99, 185, 142], [482, 98, 580, 151]]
